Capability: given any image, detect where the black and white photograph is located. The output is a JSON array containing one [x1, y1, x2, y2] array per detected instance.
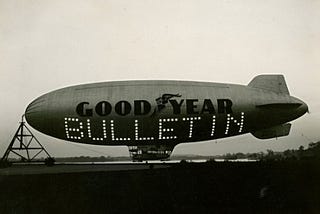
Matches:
[[0, 1, 319, 213]]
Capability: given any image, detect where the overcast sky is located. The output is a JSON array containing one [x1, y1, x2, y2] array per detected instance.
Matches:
[[0, 0, 319, 158]]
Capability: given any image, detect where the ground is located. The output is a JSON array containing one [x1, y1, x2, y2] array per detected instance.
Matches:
[[0, 161, 319, 214]]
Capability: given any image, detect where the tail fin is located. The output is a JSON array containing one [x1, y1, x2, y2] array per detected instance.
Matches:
[[251, 123, 291, 139], [248, 75, 290, 95]]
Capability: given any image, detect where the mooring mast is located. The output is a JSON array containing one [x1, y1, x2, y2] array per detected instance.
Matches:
[[1, 115, 52, 162]]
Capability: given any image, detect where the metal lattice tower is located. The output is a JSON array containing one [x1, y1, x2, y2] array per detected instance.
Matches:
[[1, 115, 51, 162]]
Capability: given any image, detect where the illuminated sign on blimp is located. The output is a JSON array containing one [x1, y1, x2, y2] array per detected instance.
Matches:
[[25, 75, 308, 161]]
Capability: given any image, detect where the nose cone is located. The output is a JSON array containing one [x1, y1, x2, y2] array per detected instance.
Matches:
[[25, 94, 48, 132], [25, 96, 46, 115]]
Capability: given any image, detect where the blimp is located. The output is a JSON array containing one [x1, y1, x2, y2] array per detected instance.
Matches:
[[25, 75, 308, 161]]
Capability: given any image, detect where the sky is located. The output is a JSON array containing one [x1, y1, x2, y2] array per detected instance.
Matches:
[[0, 0, 319, 158]]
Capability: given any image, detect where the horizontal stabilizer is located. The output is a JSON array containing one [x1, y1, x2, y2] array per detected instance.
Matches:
[[248, 75, 290, 95], [256, 103, 302, 109], [251, 123, 291, 139]]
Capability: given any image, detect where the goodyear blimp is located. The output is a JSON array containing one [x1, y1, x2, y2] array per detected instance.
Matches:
[[25, 75, 308, 161]]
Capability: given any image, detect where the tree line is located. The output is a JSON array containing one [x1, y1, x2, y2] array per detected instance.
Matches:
[[218, 141, 320, 161]]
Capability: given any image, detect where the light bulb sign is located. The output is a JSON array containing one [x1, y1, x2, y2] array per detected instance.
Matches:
[[62, 97, 245, 144], [25, 76, 308, 160]]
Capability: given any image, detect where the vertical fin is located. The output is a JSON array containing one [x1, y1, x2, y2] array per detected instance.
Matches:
[[248, 75, 290, 95], [251, 123, 291, 139]]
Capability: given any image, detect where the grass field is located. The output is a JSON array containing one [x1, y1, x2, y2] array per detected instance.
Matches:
[[0, 161, 319, 214]]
